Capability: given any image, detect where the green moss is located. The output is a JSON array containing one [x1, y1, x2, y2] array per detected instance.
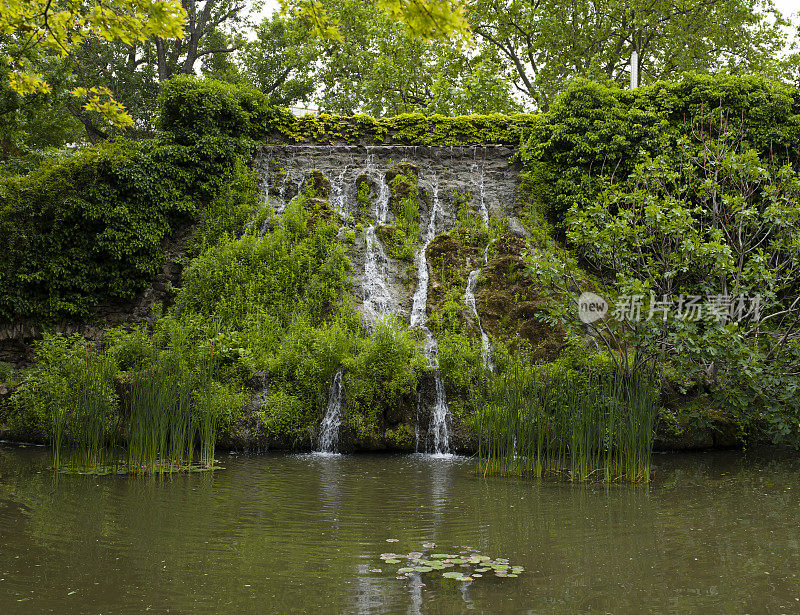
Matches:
[[385, 423, 414, 449]]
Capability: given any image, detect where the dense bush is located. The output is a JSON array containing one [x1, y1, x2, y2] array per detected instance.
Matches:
[[523, 75, 800, 445], [520, 74, 800, 227], [0, 140, 198, 321], [157, 75, 295, 146]]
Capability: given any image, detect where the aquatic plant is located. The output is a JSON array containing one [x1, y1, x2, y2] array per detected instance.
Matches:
[[30, 326, 223, 475], [378, 544, 524, 583], [475, 365, 658, 482]]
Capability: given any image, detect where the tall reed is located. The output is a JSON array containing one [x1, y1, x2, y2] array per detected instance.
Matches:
[[50, 347, 117, 472], [475, 365, 658, 483], [50, 331, 220, 475]]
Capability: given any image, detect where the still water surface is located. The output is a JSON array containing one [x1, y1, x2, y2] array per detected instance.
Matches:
[[0, 446, 798, 614]]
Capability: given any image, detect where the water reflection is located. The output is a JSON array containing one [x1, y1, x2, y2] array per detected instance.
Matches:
[[0, 447, 799, 613]]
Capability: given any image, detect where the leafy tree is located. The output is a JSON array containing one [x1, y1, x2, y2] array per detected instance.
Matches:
[[268, 0, 519, 115], [25, 1, 252, 140], [466, 0, 789, 109], [1, 0, 186, 126], [282, 0, 471, 40], [239, 11, 317, 107], [151, 0, 250, 81], [0, 51, 82, 161], [529, 121, 800, 442]]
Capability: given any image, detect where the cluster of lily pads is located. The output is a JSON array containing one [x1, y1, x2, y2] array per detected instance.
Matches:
[[378, 542, 523, 583]]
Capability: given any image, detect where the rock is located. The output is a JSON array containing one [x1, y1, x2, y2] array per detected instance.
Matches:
[[385, 162, 420, 183], [246, 371, 269, 393], [508, 217, 530, 240], [305, 170, 331, 198]]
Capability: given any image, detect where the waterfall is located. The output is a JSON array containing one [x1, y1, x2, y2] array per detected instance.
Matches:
[[317, 370, 344, 453], [375, 175, 390, 224], [462, 158, 493, 370], [428, 375, 451, 455], [411, 176, 453, 455], [471, 151, 489, 228], [362, 226, 392, 322], [249, 145, 521, 456], [464, 269, 493, 372], [331, 165, 349, 214], [278, 152, 295, 203], [410, 177, 440, 331]]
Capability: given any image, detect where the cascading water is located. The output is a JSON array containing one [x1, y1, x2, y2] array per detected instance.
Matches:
[[411, 176, 453, 455], [410, 176, 440, 359], [317, 370, 344, 454], [362, 226, 392, 322], [464, 269, 493, 372], [252, 145, 519, 454], [462, 158, 494, 371], [471, 147, 490, 228], [375, 175, 390, 224], [331, 165, 349, 214], [428, 376, 451, 455]]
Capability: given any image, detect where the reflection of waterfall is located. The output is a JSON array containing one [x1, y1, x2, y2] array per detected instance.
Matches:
[[363, 226, 392, 323], [464, 269, 493, 372], [407, 572, 423, 615], [411, 177, 453, 455], [317, 370, 344, 453]]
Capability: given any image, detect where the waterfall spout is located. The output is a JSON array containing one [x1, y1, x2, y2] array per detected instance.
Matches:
[[317, 370, 344, 453]]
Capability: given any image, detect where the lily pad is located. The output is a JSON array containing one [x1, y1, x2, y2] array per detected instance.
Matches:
[[442, 571, 464, 579], [397, 567, 416, 574], [413, 566, 433, 573], [423, 542, 436, 548], [384, 559, 401, 564]]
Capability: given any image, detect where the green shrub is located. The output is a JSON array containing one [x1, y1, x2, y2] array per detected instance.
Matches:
[[0, 140, 198, 322], [343, 317, 426, 426], [157, 75, 294, 145], [10, 334, 118, 441], [521, 74, 800, 227]]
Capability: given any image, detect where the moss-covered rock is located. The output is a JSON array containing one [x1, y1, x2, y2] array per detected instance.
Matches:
[[477, 234, 565, 360]]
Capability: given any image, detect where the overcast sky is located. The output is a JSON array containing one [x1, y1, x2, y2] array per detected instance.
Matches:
[[256, 0, 799, 21]]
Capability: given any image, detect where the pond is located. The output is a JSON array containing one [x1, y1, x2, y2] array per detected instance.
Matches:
[[1, 446, 798, 613]]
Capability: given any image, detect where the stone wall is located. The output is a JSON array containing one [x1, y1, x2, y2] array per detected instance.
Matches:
[[255, 144, 520, 324]]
